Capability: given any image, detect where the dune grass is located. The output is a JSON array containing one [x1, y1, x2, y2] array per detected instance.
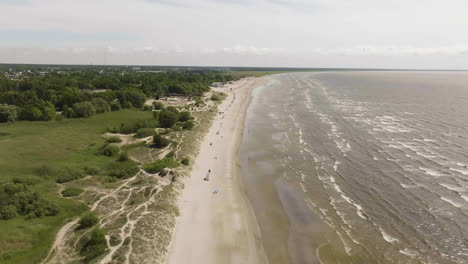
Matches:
[[0, 109, 152, 264]]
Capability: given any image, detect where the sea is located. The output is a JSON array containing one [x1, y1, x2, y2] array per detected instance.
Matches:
[[239, 71, 468, 264]]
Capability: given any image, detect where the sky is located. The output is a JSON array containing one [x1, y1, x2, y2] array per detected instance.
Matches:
[[1, 0, 468, 69]]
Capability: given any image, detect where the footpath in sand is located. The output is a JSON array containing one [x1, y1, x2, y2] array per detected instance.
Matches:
[[166, 78, 268, 264]]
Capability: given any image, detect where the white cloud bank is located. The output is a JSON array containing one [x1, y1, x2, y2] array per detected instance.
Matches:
[[0, 0, 468, 68]]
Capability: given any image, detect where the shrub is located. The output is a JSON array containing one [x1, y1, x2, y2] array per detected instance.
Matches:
[[152, 134, 169, 148], [159, 109, 179, 128], [107, 161, 139, 179], [62, 187, 84, 197], [12, 176, 41, 186], [80, 228, 107, 261], [73, 101, 96, 118], [179, 111, 191, 122], [105, 136, 122, 143], [181, 158, 189, 166], [98, 144, 120, 157], [77, 213, 99, 230], [34, 165, 54, 178], [134, 128, 156, 138], [117, 151, 129, 162], [152, 110, 160, 120], [56, 167, 86, 183], [0, 182, 60, 220], [84, 166, 100, 175], [165, 150, 175, 158], [0, 205, 17, 220], [182, 120, 194, 130], [142, 105, 152, 111], [143, 158, 180, 174], [195, 99, 204, 106], [152, 101, 164, 110], [119, 119, 159, 134]]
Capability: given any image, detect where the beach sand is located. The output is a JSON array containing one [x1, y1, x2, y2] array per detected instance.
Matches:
[[165, 78, 268, 264]]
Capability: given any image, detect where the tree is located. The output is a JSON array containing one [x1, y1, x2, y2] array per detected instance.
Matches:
[[73, 101, 96, 118], [40, 105, 56, 121], [0, 104, 18, 123], [20, 105, 42, 121], [116, 89, 146, 109], [62, 105, 76, 118], [90, 98, 111, 113], [159, 109, 178, 128], [110, 101, 121, 111]]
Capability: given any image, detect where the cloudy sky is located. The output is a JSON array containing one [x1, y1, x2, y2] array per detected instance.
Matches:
[[1, 0, 468, 69]]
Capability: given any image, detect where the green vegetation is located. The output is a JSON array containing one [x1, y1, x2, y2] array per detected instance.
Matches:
[[105, 136, 122, 143], [159, 108, 179, 128], [98, 144, 120, 157], [143, 158, 180, 174], [210, 92, 227, 102], [79, 228, 107, 262], [117, 151, 129, 162], [0, 66, 233, 263], [0, 182, 60, 220], [0, 109, 150, 264], [106, 160, 139, 180], [152, 134, 170, 148], [55, 167, 86, 183], [134, 127, 156, 138], [181, 158, 190, 166], [152, 101, 164, 110], [77, 213, 99, 230], [62, 187, 84, 197], [182, 120, 194, 130], [0, 70, 233, 123]]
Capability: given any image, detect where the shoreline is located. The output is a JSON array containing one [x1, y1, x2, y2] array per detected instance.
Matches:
[[165, 77, 268, 264]]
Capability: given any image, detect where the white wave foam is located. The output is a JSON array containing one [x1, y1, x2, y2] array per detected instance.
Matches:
[[450, 167, 468, 175], [299, 182, 308, 193], [400, 183, 419, 189], [441, 197, 464, 208], [336, 231, 353, 255], [399, 249, 418, 258], [333, 160, 340, 171], [419, 167, 443, 177], [379, 227, 399, 244]]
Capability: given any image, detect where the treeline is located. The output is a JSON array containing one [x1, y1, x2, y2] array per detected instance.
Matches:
[[0, 71, 234, 122]]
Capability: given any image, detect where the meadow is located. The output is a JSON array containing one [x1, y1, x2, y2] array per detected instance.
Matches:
[[0, 110, 152, 264]]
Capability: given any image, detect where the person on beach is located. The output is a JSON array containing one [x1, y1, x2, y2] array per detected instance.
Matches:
[[204, 169, 211, 181]]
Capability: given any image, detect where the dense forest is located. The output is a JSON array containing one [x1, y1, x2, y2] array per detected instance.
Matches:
[[0, 70, 233, 122]]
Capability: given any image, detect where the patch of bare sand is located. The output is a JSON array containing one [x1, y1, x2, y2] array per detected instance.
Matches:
[[165, 78, 268, 264]]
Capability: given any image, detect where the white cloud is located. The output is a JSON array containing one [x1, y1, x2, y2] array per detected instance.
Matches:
[[0, 0, 468, 68]]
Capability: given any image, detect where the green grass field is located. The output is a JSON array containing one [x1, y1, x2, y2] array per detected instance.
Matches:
[[0, 110, 152, 264]]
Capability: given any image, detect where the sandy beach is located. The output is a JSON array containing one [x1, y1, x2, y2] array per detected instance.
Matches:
[[166, 77, 268, 264]]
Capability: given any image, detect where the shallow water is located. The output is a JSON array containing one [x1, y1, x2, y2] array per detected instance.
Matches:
[[240, 71, 468, 264]]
